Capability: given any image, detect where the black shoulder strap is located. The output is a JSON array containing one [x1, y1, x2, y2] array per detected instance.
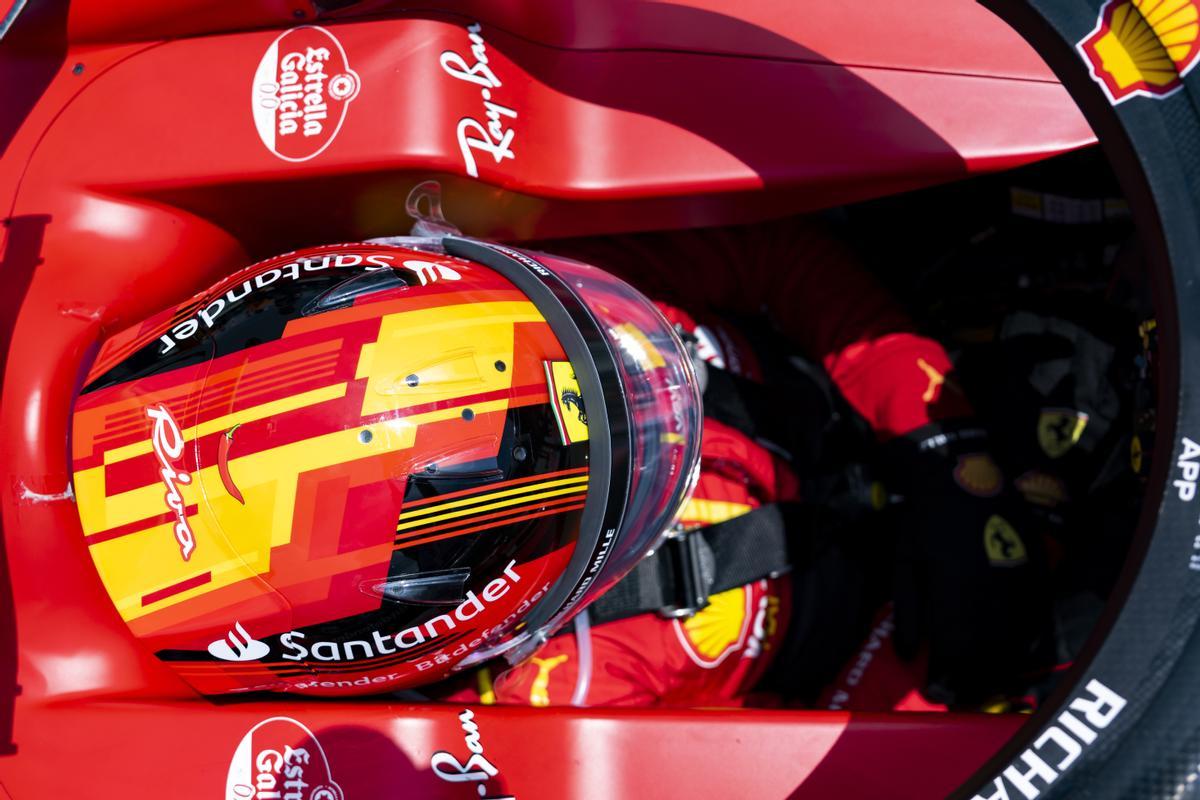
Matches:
[[588, 502, 805, 625]]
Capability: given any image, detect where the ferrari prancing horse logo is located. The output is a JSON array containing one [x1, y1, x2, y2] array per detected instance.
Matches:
[[984, 515, 1028, 567], [1038, 408, 1089, 459], [545, 361, 589, 446]]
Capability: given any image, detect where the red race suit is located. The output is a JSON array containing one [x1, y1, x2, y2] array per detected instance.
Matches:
[[445, 218, 965, 709]]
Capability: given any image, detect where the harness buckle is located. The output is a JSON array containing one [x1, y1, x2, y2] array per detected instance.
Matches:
[[657, 528, 711, 619]]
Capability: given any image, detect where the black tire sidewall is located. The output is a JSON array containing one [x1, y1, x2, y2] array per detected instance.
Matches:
[[954, 2, 1200, 798]]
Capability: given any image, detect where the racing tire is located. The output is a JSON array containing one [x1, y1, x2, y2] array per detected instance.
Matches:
[[953, 2, 1200, 798]]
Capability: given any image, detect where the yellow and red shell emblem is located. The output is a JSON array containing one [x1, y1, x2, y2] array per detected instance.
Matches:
[[1014, 470, 1070, 508], [1079, 0, 1200, 103], [953, 454, 1003, 498]]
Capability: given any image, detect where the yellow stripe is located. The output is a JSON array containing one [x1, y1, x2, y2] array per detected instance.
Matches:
[[477, 667, 496, 705], [396, 484, 589, 532], [103, 382, 349, 465], [397, 475, 589, 522]]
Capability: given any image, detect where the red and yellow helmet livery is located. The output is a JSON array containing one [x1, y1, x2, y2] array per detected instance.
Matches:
[[71, 238, 701, 695]]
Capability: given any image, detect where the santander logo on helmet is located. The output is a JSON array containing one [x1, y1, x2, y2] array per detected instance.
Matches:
[[209, 622, 271, 662], [205, 561, 527, 666]]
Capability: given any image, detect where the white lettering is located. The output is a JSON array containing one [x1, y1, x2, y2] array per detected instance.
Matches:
[[440, 24, 517, 179], [396, 626, 426, 649], [254, 269, 282, 290], [432, 708, 507, 792], [503, 559, 521, 582], [973, 680, 1124, 800], [365, 253, 396, 269], [1068, 679, 1126, 729], [171, 319, 199, 340], [227, 280, 254, 303], [146, 404, 195, 560], [371, 629, 397, 655], [1001, 751, 1057, 800], [1057, 709, 1097, 744], [276, 46, 332, 141], [425, 613, 457, 638], [1177, 436, 1200, 500], [264, 563, 524, 668], [971, 779, 1012, 800], [1034, 727, 1082, 771], [455, 591, 485, 622], [157, 251, 394, 353], [280, 631, 307, 662], [430, 751, 499, 783], [312, 641, 339, 661], [199, 298, 225, 328], [482, 577, 510, 602]]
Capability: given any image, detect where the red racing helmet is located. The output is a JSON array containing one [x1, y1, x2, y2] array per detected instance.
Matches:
[[71, 236, 702, 695]]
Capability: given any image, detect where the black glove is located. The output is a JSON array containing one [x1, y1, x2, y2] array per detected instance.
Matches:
[[881, 421, 1054, 707]]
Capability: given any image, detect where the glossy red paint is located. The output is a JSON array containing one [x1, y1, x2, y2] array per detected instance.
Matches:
[[0, 1, 1090, 797]]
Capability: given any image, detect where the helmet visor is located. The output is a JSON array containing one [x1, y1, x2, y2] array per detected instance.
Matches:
[[443, 238, 703, 662]]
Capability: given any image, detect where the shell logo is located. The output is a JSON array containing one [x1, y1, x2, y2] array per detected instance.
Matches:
[[675, 586, 751, 668], [953, 453, 1003, 498], [1014, 470, 1070, 508], [1078, 0, 1200, 104]]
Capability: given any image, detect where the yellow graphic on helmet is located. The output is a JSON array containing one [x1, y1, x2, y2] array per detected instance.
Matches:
[[75, 300, 538, 624], [1038, 408, 1089, 459], [984, 515, 1028, 567], [545, 361, 588, 446]]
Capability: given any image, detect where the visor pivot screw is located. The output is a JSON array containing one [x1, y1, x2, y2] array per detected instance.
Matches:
[[494, 360, 507, 372], [358, 429, 373, 444], [462, 408, 475, 421], [405, 374, 419, 387], [72, 63, 84, 75], [425, 464, 438, 474], [512, 446, 528, 462]]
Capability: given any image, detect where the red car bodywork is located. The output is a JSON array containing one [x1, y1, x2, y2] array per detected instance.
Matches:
[[0, 1, 1092, 797]]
